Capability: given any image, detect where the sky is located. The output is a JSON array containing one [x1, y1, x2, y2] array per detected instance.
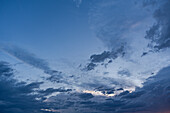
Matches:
[[0, 0, 170, 113], [0, 0, 104, 60]]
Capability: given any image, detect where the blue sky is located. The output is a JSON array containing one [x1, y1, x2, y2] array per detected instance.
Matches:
[[0, 0, 103, 60], [0, 0, 170, 113]]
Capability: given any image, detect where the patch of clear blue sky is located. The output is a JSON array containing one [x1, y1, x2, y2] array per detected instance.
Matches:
[[0, 0, 104, 61]]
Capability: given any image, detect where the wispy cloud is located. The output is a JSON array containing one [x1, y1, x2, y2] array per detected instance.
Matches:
[[0, 45, 67, 84], [73, 0, 82, 7]]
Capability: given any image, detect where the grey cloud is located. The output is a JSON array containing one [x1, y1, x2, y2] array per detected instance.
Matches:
[[89, 0, 150, 50], [38, 88, 72, 96], [0, 45, 65, 83], [117, 66, 170, 113], [118, 91, 130, 97], [145, 0, 170, 50], [84, 63, 97, 71], [83, 46, 124, 71], [78, 93, 94, 100], [0, 61, 13, 77], [0, 61, 75, 113], [122, 91, 145, 99], [118, 69, 131, 77], [1, 45, 50, 71], [46, 66, 170, 113], [93, 100, 125, 112], [0, 61, 46, 113], [45, 70, 64, 83], [90, 46, 124, 63], [95, 86, 115, 95]]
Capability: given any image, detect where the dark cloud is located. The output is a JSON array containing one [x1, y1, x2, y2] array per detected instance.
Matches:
[[1, 48, 165, 113], [0, 61, 46, 113], [45, 66, 170, 113], [122, 91, 145, 99], [0, 61, 13, 77], [141, 52, 148, 57], [83, 63, 97, 71], [90, 46, 124, 63], [118, 91, 130, 97], [90, 51, 114, 63], [78, 93, 94, 100], [93, 100, 125, 112], [83, 46, 125, 71], [145, 0, 170, 50], [45, 70, 64, 83], [95, 86, 115, 95], [117, 66, 170, 113], [0, 61, 75, 113]]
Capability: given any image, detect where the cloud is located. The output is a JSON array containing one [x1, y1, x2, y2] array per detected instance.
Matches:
[[89, 0, 152, 50], [1, 1, 170, 112], [0, 61, 45, 113], [82, 46, 124, 71], [83, 62, 97, 71], [73, 0, 82, 7], [117, 69, 131, 77], [90, 46, 124, 63], [1, 45, 50, 71], [145, 0, 170, 50], [121, 66, 170, 113], [46, 66, 170, 113], [78, 93, 94, 100], [45, 70, 64, 83], [38, 88, 72, 96], [78, 0, 170, 94], [0, 45, 66, 83], [0, 61, 13, 77], [0, 61, 75, 113], [122, 91, 145, 99]]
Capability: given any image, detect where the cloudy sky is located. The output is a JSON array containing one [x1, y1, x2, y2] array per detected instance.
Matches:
[[0, 0, 170, 113]]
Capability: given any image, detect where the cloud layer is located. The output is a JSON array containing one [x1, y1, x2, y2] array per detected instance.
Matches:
[[1, 0, 170, 113]]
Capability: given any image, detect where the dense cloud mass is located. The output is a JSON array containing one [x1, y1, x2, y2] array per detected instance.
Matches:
[[45, 66, 170, 113], [1, 60, 170, 113]]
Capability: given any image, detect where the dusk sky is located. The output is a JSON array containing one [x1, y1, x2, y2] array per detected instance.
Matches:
[[0, 0, 170, 113]]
